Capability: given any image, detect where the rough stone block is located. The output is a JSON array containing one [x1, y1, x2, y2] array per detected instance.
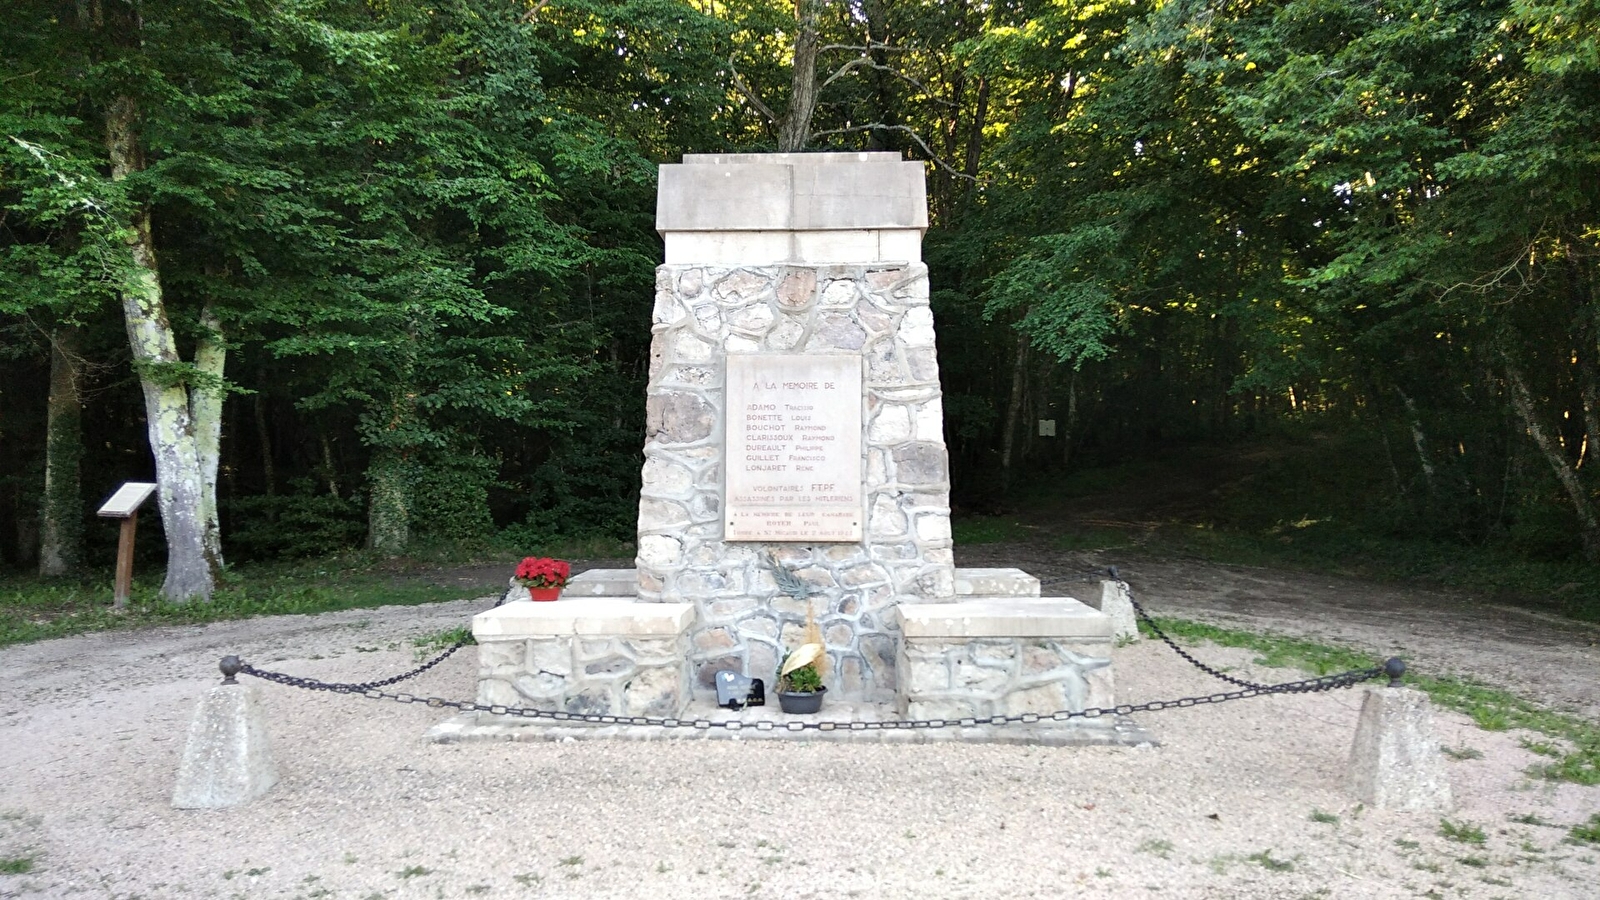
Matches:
[[1096, 580, 1140, 642], [172, 683, 277, 809], [1349, 686, 1453, 811]]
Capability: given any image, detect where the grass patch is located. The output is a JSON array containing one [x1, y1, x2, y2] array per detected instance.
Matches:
[[1141, 615, 1600, 786], [1246, 849, 1294, 872], [395, 866, 431, 879], [1439, 820, 1487, 845], [0, 856, 35, 875], [951, 516, 1034, 545], [1441, 746, 1484, 761], [1309, 809, 1339, 825], [412, 626, 475, 659], [1135, 838, 1174, 859], [0, 556, 477, 648], [1570, 814, 1600, 846]]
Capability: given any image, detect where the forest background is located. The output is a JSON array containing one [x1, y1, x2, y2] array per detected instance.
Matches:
[[2, 0, 1598, 620]]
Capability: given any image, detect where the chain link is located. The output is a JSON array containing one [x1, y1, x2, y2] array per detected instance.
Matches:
[[235, 566, 1384, 731], [239, 665, 1381, 731]]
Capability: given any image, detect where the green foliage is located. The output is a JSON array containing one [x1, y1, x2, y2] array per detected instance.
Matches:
[[413, 626, 474, 659], [1570, 814, 1600, 846], [1439, 820, 1488, 845], [951, 516, 1033, 545], [0, 560, 466, 648], [777, 648, 824, 693], [226, 484, 366, 561]]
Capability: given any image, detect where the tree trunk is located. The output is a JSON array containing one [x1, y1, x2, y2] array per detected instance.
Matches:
[[321, 434, 341, 497], [254, 369, 276, 495], [192, 301, 226, 571], [776, 0, 823, 152], [367, 448, 410, 555], [1000, 332, 1030, 490], [106, 92, 216, 602], [39, 327, 85, 576], [1505, 362, 1600, 561], [1062, 369, 1078, 469], [1394, 386, 1437, 498]]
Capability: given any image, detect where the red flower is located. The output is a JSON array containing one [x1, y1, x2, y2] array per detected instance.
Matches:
[[514, 556, 571, 589]]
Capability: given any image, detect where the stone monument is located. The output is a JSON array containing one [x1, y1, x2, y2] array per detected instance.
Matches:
[[640, 152, 953, 701], [443, 152, 1123, 742]]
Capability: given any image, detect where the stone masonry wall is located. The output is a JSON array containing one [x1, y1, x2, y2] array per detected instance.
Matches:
[[475, 635, 690, 722], [897, 638, 1114, 722], [636, 262, 955, 701]]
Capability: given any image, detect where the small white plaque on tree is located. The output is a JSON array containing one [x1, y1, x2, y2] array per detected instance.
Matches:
[[97, 482, 158, 519], [1038, 419, 1057, 437]]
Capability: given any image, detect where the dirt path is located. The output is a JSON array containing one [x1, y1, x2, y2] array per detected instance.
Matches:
[[3, 588, 1599, 899], [957, 542, 1600, 722]]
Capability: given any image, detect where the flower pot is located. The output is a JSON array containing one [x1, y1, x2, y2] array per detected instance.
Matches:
[[777, 686, 826, 714], [527, 587, 562, 602]]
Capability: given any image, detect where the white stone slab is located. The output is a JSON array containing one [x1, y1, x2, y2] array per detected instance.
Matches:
[[682, 152, 904, 166], [953, 568, 1041, 597], [662, 229, 924, 265], [725, 354, 863, 542], [896, 597, 1112, 640], [658, 152, 927, 233], [564, 568, 638, 597], [474, 599, 694, 639]]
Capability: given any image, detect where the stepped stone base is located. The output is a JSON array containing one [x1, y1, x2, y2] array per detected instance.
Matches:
[[463, 567, 1129, 744], [896, 597, 1114, 726], [472, 599, 695, 722]]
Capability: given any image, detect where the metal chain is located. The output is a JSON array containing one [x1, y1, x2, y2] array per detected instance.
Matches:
[[237, 665, 1382, 731], [235, 566, 1384, 730], [242, 642, 469, 694], [1109, 568, 1274, 690], [246, 595, 508, 694]]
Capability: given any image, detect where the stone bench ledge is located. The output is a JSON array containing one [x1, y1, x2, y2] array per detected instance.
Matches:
[[563, 568, 639, 597], [953, 568, 1040, 598], [474, 599, 694, 639], [896, 597, 1111, 640]]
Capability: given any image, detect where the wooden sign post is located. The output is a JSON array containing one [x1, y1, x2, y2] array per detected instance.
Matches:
[[97, 482, 157, 609]]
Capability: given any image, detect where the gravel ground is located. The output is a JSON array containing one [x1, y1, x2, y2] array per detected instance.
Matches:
[[2, 584, 1598, 900]]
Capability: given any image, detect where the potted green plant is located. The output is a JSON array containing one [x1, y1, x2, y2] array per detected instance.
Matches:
[[776, 642, 827, 713]]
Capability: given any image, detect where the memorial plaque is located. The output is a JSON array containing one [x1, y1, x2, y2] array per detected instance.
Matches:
[[97, 482, 157, 518], [725, 354, 862, 541]]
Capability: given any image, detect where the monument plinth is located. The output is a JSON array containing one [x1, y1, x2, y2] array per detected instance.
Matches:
[[640, 152, 954, 700], [438, 152, 1128, 744]]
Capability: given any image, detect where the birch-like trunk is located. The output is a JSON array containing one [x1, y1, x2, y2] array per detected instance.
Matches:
[[1505, 363, 1600, 561], [1394, 386, 1437, 498], [39, 327, 84, 576], [107, 94, 216, 602], [192, 302, 226, 570]]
